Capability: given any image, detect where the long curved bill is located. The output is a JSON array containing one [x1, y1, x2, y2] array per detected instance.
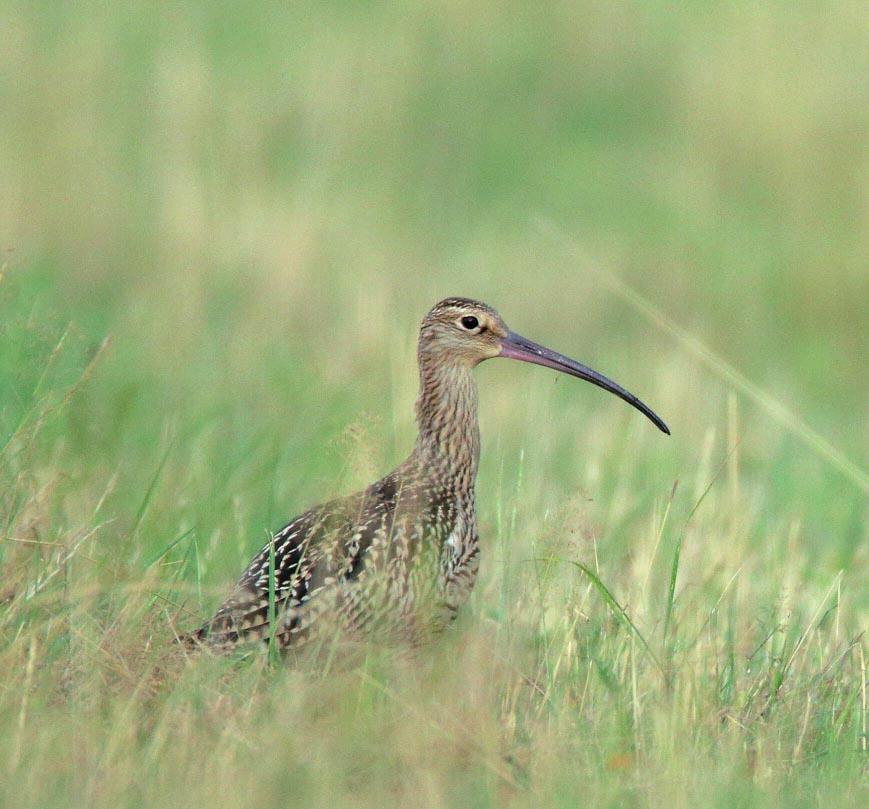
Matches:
[[499, 331, 670, 435]]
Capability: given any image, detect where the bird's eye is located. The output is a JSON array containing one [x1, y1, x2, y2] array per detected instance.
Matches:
[[460, 315, 479, 330]]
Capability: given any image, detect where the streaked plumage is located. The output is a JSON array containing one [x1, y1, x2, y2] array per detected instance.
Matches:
[[191, 297, 668, 652]]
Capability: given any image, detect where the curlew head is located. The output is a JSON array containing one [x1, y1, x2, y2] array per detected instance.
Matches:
[[420, 297, 670, 434]]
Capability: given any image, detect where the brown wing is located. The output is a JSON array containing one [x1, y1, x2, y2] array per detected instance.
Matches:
[[193, 475, 400, 651]]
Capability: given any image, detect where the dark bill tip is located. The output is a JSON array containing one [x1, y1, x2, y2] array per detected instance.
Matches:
[[499, 331, 670, 435]]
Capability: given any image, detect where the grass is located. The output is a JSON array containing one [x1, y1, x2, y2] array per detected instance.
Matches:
[[1, 2, 867, 807]]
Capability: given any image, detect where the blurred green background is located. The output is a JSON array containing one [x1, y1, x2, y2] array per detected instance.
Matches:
[[2, 0, 866, 552], [0, 2, 867, 806]]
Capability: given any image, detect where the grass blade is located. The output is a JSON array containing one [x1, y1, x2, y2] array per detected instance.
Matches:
[[543, 557, 666, 681]]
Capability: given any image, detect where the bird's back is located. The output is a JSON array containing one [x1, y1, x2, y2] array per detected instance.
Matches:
[[195, 463, 478, 652]]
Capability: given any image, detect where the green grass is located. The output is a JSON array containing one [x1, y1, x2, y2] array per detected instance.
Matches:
[[1, 2, 867, 806]]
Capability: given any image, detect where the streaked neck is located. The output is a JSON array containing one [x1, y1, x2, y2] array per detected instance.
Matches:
[[413, 355, 480, 483]]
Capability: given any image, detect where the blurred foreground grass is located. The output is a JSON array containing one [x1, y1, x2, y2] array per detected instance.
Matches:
[[1, 2, 867, 807]]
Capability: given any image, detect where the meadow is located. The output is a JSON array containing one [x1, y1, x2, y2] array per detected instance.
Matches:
[[0, 2, 866, 806]]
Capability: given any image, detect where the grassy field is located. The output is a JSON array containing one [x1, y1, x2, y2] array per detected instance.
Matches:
[[1, 2, 867, 806]]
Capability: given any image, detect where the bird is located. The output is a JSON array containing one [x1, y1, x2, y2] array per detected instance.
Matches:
[[189, 297, 669, 653]]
